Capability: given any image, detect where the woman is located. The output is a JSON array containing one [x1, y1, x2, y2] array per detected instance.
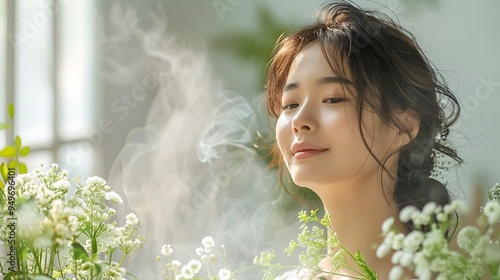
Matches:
[[266, 1, 462, 278]]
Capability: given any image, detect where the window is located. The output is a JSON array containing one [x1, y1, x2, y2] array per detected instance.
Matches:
[[3, 0, 96, 178]]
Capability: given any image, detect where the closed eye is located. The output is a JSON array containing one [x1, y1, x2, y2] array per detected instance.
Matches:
[[323, 97, 344, 104]]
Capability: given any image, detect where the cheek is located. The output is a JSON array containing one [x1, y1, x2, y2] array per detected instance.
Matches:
[[275, 116, 291, 155]]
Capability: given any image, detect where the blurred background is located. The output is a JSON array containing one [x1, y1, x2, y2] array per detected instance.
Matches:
[[1, 0, 499, 219]]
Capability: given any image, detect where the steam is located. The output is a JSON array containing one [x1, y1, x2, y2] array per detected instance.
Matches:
[[105, 4, 302, 279]]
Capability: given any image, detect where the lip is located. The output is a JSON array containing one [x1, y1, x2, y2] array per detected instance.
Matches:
[[291, 142, 328, 160]]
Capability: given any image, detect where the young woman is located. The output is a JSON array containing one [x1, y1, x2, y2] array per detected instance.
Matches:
[[266, 1, 462, 278]]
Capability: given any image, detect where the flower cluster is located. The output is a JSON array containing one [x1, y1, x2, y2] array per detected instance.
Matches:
[[158, 236, 233, 280], [378, 183, 500, 280], [258, 209, 377, 280], [0, 164, 144, 279]]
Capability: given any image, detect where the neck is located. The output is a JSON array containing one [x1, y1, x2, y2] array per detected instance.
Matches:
[[312, 170, 407, 278]]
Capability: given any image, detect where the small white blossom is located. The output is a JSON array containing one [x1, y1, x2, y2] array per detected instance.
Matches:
[[457, 226, 481, 253], [402, 231, 424, 252], [196, 247, 204, 256], [391, 251, 402, 265], [161, 244, 173, 256], [389, 265, 403, 280], [399, 205, 418, 223], [218, 268, 232, 280], [382, 217, 394, 234], [105, 191, 123, 204], [202, 236, 215, 252], [399, 252, 413, 267], [422, 202, 437, 216], [483, 201, 500, 225], [376, 243, 391, 258]]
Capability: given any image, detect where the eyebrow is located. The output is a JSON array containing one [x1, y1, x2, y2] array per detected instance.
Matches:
[[283, 76, 352, 92]]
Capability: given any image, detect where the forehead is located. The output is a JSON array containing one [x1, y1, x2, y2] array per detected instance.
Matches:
[[286, 42, 335, 82]]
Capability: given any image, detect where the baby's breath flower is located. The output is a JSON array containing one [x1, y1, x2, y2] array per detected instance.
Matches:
[[376, 242, 391, 258], [382, 217, 394, 235], [389, 265, 403, 280], [422, 202, 437, 216], [161, 244, 173, 256], [402, 231, 424, 252], [483, 200, 500, 225], [457, 226, 481, 253], [195, 247, 204, 256], [218, 268, 232, 280], [105, 191, 123, 204], [202, 236, 215, 251], [399, 205, 418, 223], [399, 252, 413, 267]]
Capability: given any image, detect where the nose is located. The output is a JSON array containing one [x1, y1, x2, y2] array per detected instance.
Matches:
[[291, 102, 317, 134]]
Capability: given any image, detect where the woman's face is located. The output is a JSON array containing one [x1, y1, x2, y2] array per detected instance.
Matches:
[[275, 42, 401, 189]]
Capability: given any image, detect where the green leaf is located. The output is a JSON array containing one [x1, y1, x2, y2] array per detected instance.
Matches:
[[0, 179, 4, 193], [8, 103, 14, 119], [19, 163, 27, 174], [15, 136, 21, 151], [0, 122, 10, 130], [1, 162, 8, 181], [94, 262, 103, 275], [7, 159, 18, 169], [0, 146, 16, 157], [70, 242, 89, 261], [20, 146, 30, 156]]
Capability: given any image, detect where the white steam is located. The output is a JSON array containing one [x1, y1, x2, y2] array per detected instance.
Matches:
[[105, 4, 303, 279]]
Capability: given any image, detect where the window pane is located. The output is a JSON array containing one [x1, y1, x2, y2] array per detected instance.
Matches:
[[0, 0, 6, 148], [58, 141, 94, 179], [15, 0, 54, 146], [59, 0, 94, 140]]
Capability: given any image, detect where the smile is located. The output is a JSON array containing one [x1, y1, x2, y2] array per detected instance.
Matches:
[[293, 149, 328, 160]]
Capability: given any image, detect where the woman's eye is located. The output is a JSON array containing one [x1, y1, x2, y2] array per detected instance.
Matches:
[[323, 97, 344, 104], [281, 103, 298, 110]]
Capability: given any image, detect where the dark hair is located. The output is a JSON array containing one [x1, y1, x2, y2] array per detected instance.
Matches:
[[266, 1, 462, 231]]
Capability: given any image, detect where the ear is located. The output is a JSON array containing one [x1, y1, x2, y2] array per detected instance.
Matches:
[[395, 110, 420, 147]]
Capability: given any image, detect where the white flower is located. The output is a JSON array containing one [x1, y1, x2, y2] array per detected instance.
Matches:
[[202, 236, 215, 251], [382, 217, 394, 234], [85, 176, 106, 186], [391, 233, 405, 250], [186, 259, 202, 273], [389, 265, 403, 280], [399, 252, 413, 267], [483, 201, 500, 225], [218, 268, 231, 280], [422, 202, 437, 216], [105, 191, 123, 204], [399, 205, 418, 223], [161, 244, 173, 256], [376, 243, 391, 258], [181, 265, 195, 279], [402, 231, 424, 252], [195, 247, 204, 256], [171, 260, 181, 269], [457, 226, 480, 253], [451, 200, 469, 214], [391, 251, 402, 265], [181, 260, 202, 278], [53, 179, 70, 191], [125, 213, 139, 226]]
